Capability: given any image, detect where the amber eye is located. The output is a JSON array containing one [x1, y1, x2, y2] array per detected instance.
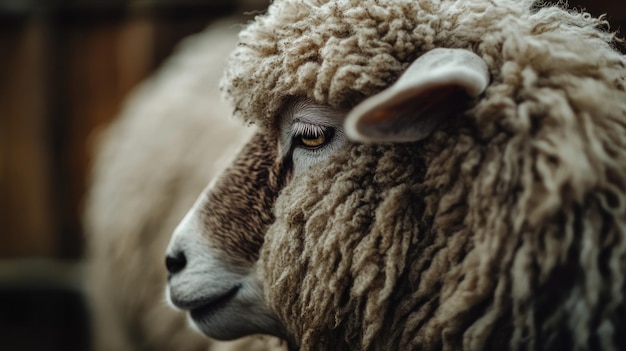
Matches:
[[294, 127, 335, 150], [300, 133, 326, 148]]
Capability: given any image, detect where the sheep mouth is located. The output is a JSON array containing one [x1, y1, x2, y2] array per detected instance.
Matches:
[[188, 285, 241, 321]]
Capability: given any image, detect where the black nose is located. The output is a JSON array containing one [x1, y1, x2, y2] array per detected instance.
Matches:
[[165, 251, 187, 276]]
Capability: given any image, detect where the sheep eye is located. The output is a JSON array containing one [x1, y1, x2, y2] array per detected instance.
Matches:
[[293, 123, 334, 150], [300, 133, 326, 148]]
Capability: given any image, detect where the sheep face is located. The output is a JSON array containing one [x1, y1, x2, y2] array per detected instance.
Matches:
[[165, 132, 287, 340], [164, 100, 351, 342]]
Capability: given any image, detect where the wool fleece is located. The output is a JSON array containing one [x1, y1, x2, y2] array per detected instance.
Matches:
[[222, 0, 626, 350]]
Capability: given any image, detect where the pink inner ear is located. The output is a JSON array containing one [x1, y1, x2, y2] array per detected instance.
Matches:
[[345, 48, 490, 143], [355, 85, 468, 143]]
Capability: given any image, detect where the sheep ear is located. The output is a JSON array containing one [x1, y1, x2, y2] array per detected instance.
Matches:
[[345, 48, 489, 143]]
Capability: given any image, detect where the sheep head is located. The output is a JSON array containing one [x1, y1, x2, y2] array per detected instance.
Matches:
[[166, 47, 492, 349], [167, 0, 626, 350]]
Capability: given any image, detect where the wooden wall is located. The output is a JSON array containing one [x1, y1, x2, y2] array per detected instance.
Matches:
[[0, 0, 624, 260], [0, 1, 251, 259]]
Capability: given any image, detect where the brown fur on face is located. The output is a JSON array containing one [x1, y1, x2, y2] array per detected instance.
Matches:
[[200, 131, 287, 265]]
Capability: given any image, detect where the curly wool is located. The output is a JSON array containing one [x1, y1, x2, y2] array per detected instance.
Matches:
[[223, 0, 626, 350], [221, 0, 624, 130]]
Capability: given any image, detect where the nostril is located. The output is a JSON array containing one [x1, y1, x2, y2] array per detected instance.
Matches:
[[165, 251, 187, 276]]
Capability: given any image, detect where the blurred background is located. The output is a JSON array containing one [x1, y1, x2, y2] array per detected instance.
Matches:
[[0, 0, 624, 350], [0, 1, 265, 350]]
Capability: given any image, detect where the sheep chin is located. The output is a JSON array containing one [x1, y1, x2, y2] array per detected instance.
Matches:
[[184, 276, 287, 341]]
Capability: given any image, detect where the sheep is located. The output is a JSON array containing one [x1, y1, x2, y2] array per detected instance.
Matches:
[[165, 0, 626, 350], [83, 19, 285, 351]]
